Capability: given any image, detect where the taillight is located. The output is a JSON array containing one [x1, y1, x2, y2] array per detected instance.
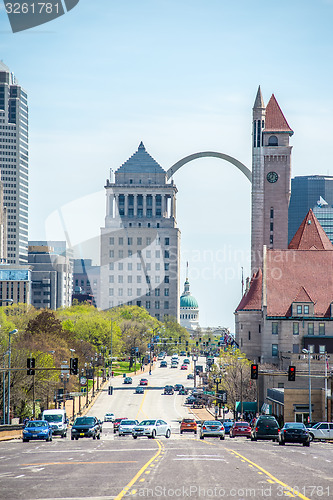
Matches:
[[255, 427, 258, 432], [284, 430, 286, 433], [203, 426, 206, 430]]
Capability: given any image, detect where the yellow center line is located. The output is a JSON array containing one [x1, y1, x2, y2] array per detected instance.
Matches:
[[114, 440, 162, 500], [226, 449, 311, 500]]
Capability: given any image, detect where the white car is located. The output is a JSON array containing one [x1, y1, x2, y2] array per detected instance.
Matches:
[[132, 419, 171, 439], [118, 419, 139, 436], [308, 422, 333, 441], [104, 413, 115, 422]]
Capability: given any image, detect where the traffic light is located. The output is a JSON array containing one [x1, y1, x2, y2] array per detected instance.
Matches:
[[70, 357, 78, 375], [251, 364, 258, 380], [288, 365, 296, 381], [27, 357, 35, 376]]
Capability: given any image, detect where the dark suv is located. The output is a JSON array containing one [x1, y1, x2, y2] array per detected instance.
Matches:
[[71, 416, 101, 440], [251, 415, 279, 442], [164, 385, 174, 395]]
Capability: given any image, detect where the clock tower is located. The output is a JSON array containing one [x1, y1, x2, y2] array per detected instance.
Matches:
[[251, 88, 293, 273]]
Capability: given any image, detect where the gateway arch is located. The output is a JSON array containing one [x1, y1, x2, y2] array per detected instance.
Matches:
[[166, 151, 252, 182]]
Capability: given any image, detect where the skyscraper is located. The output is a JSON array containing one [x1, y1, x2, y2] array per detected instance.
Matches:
[[0, 62, 28, 264], [100, 142, 180, 320]]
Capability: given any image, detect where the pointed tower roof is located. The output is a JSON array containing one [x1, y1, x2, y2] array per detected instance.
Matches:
[[235, 269, 262, 312], [264, 94, 293, 134], [116, 142, 166, 174], [289, 209, 333, 250], [293, 286, 314, 304], [253, 85, 265, 109]]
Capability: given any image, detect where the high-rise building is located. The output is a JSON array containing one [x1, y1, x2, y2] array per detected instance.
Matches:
[[0, 61, 28, 264], [251, 87, 293, 272], [288, 175, 333, 243], [100, 142, 180, 321]]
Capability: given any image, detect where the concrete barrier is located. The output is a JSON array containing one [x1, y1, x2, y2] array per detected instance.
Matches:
[[0, 424, 23, 441]]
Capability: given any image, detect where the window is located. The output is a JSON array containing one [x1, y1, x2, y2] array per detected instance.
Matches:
[[146, 263, 151, 271], [128, 237, 133, 245], [137, 276, 142, 283], [297, 305, 302, 315], [137, 300, 141, 307], [109, 288, 114, 296], [155, 301, 160, 309], [128, 263, 132, 271], [293, 344, 299, 354], [155, 289, 160, 296], [319, 323, 325, 335], [272, 344, 278, 357], [268, 135, 278, 146], [270, 208, 274, 219], [146, 275, 150, 284], [164, 276, 169, 283], [118, 288, 123, 296], [146, 301, 150, 309], [155, 276, 160, 283], [164, 263, 169, 271], [308, 323, 314, 335], [109, 237, 114, 245], [128, 250, 132, 257], [118, 250, 123, 258], [109, 250, 114, 258], [308, 345, 314, 353], [248, 331, 251, 341], [155, 263, 160, 271], [137, 237, 142, 245], [109, 276, 114, 283], [119, 237, 123, 245], [293, 323, 299, 335], [118, 276, 123, 283], [128, 288, 132, 296], [118, 263, 123, 270], [137, 288, 142, 296], [165, 237, 169, 245], [270, 235, 273, 244], [127, 276, 132, 283], [137, 263, 141, 271], [270, 222, 273, 231], [319, 345, 326, 354], [304, 305, 309, 314], [272, 322, 278, 335], [164, 288, 169, 296], [164, 301, 169, 309], [164, 250, 169, 259], [146, 237, 151, 245], [155, 250, 160, 258], [146, 250, 151, 258]]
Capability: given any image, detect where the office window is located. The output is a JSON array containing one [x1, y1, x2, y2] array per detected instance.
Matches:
[[164, 301, 169, 309], [272, 322, 278, 335], [128, 250, 132, 257], [308, 323, 314, 335], [146, 263, 151, 271], [164, 276, 169, 283], [128, 237, 133, 245], [155, 263, 160, 271], [146, 250, 151, 258], [164, 250, 169, 259], [155, 276, 160, 283], [272, 344, 278, 357], [137, 276, 142, 283], [304, 305, 309, 314], [118, 288, 123, 296], [146, 301, 150, 309], [109, 250, 114, 258], [127, 276, 132, 283], [137, 237, 142, 245], [164, 263, 169, 271], [137, 288, 142, 296], [248, 331, 251, 341], [308, 344, 315, 353], [118, 276, 123, 284], [164, 288, 169, 296], [293, 344, 299, 354], [137, 300, 141, 307], [319, 345, 326, 354], [155, 251, 160, 258], [293, 323, 299, 335], [165, 237, 169, 245], [127, 263, 132, 271], [118, 263, 123, 270], [109, 288, 114, 296], [128, 288, 132, 296], [118, 250, 123, 258], [109, 276, 114, 283], [109, 237, 114, 245], [146, 237, 151, 245], [297, 305, 302, 315], [155, 289, 160, 296], [155, 301, 160, 309], [137, 263, 141, 271], [319, 323, 325, 335], [119, 237, 123, 245]]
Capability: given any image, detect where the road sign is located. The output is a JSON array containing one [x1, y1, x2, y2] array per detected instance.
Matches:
[[61, 362, 69, 375], [80, 376, 87, 386]]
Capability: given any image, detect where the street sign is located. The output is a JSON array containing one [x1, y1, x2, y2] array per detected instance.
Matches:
[[80, 376, 87, 386], [61, 362, 69, 375]]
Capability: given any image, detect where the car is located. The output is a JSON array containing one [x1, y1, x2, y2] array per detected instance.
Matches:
[[251, 415, 279, 442], [42, 409, 68, 437], [140, 378, 148, 386], [132, 419, 171, 439], [113, 417, 128, 433], [104, 413, 115, 422], [71, 416, 101, 440], [278, 422, 310, 446], [158, 354, 164, 360], [230, 421, 251, 438], [183, 359, 190, 364], [185, 395, 196, 404], [22, 420, 52, 442], [187, 373, 194, 380], [135, 386, 144, 394], [222, 420, 234, 435], [123, 377, 133, 384], [171, 363, 178, 368], [174, 384, 184, 392], [118, 419, 139, 436], [180, 418, 197, 434], [180, 364, 188, 370], [180, 351, 187, 356], [160, 361, 167, 368], [307, 422, 333, 441], [164, 385, 174, 395], [200, 420, 225, 440], [179, 388, 188, 395]]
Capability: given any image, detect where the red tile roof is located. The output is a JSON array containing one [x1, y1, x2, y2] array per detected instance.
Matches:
[[235, 269, 262, 311], [264, 94, 293, 134], [293, 286, 314, 304], [289, 209, 333, 250]]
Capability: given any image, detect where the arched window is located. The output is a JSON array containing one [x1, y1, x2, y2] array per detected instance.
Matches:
[[268, 135, 278, 146]]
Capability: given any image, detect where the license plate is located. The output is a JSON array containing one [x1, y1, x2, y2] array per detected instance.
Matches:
[[32, 433, 37, 436], [80, 433, 85, 436]]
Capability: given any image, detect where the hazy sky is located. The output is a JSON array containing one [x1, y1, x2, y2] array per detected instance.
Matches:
[[1, 0, 333, 328]]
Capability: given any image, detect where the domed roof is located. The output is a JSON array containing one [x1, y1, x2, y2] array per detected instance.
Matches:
[[180, 294, 199, 309]]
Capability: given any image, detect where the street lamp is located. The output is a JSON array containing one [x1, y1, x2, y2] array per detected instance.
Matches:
[[237, 357, 244, 420], [2, 351, 9, 424], [214, 377, 221, 418], [302, 348, 312, 424], [7, 329, 18, 424], [192, 354, 198, 388]]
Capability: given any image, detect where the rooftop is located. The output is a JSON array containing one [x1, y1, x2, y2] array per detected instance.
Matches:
[[116, 142, 166, 175]]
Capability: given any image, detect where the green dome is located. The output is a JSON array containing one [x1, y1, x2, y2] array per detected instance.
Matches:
[[180, 294, 199, 309]]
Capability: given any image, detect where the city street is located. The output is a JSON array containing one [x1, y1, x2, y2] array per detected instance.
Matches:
[[1, 359, 332, 500]]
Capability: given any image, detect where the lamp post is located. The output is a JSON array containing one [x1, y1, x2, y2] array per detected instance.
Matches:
[[192, 354, 198, 388], [7, 329, 18, 424], [214, 377, 221, 418], [237, 357, 244, 420], [2, 351, 8, 424], [302, 348, 312, 424]]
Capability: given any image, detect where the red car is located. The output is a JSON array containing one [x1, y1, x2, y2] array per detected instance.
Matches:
[[113, 418, 128, 434], [229, 421, 251, 438], [180, 365, 188, 370], [140, 378, 148, 386]]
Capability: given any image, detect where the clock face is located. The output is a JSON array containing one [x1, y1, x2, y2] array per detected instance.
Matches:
[[267, 171, 278, 183]]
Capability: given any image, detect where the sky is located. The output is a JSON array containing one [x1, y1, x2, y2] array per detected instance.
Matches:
[[1, 0, 333, 329]]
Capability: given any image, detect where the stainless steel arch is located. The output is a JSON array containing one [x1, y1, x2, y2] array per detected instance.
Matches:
[[166, 151, 252, 182]]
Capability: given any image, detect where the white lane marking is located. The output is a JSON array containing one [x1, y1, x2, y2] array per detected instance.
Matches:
[[15, 475, 25, 478], [174, 457, 228, 461]]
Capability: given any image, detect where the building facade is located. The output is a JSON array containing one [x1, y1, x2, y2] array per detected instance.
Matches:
[[0, 62, 28, 264], [73, 258, 100, 307], [0, 264, 31, 304], [100, 142, 180, 320], [251, 87, 293, 273]]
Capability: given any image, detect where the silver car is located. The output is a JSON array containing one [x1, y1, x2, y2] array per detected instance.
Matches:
[[118, 419, 139, 436], [104, 413, 115, 422], [200, 420, 225, 440], [132, 419, 171, 439]]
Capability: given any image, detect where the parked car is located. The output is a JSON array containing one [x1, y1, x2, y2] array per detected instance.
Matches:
[[278, 422, 310, 446], [180, 418, 197, 434], [132, 419, 171, 439], [135, 386, 144, 394], [160, 361, 167, 368], [180, 364, 188, 370], [230, 421, 251, 438], [123, 377, 133, 384], [164, 385, 174, 395], [174, 384, 184, 392], [251, 415, 279, 442], [104, 413, 115, 422], [71, 416, 101, 440], [140, 378, 148, 386], [118, 419, 139, 436], [187, 373, 194, 380], [200, 420, 225, 440], [22, 420, 52, 442], [113, 417, 128, 433], [307, 422, 333, 441]]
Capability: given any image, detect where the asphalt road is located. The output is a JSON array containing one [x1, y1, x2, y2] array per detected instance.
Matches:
[[1, 357, 333, 500]]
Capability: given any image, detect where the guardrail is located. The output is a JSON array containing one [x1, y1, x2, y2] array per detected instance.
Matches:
[[0, 424, 24, 441]]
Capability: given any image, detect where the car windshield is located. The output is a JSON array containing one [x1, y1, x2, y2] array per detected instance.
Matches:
[[284, 423, 305, 429], [182, 419, 195, 423], [121, 420, 137, 425], [140, 420, 156, 426], [205, 421, 220, 425], [236, 422, 249, 426], [26, 421, 47, 428], [43, 414, 62, 422], [74, 417, 95, 425]]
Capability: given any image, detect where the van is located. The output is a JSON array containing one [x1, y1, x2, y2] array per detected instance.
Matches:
[[42, 409, 68, 438]]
